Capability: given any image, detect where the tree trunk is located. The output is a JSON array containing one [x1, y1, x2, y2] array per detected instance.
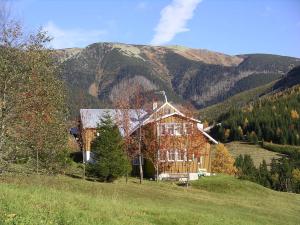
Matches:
[[0, 80, 8, 155], [138, 125, 143, 184], [36, 148, 39, 174], [156, 152, 159, 182]]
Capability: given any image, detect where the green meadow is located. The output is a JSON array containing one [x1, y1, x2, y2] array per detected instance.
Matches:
[[0, 174, 299, 225]]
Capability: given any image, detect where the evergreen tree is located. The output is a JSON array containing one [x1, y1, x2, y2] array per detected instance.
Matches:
[[258, 160, 271, 188], [87, 114, 131, 182], [234, 154, 257, 181]]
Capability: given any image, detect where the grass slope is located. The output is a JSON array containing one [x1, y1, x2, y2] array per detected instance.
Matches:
[[225, 141, 283, 167], [0, 174, 299, 225]]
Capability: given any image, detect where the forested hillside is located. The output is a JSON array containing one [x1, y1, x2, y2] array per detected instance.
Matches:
[[56, 42, 300, 117], [212, 85, 300, 145], [273, 66, 300, 90]]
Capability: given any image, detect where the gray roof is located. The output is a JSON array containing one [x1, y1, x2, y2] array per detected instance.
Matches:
[[80, 109, 148, 136]]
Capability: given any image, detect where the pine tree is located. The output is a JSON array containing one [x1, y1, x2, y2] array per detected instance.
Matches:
[[234, 154, 257, 181], [87, 114, 131, 182], [258, 160, 271, 188]]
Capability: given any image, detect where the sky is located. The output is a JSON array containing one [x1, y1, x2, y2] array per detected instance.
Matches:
[[11, 0, 300, 57]]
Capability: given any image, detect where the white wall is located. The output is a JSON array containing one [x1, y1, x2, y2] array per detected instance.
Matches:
[[83, 151, 91, 163]]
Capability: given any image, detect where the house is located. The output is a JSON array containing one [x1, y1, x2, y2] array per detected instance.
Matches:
[[78, 100, 218, 180]]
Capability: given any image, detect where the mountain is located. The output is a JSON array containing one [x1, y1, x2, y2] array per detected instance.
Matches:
[[200, 65, 300, 122], [57, 42, 300, 117]]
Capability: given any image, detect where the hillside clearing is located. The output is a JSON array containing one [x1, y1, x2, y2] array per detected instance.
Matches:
[[225, 141, 283, 166], [0, 174, 299, 225]]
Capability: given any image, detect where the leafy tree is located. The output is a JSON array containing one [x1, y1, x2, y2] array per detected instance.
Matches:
[[211, 144, 237, 175], [0, 3, 68, 173], [292, 168, 300, 192], [87, 114, 131, 182]]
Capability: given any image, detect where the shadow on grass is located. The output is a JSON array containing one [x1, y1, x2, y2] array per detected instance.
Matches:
[[65, 173, 83, 180]]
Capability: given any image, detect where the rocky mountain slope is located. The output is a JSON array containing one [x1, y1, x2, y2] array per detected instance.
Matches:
[[58, 42, 300, 117]]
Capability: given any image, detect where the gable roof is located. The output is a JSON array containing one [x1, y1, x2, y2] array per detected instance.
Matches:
[[80, 109, 147, 136]]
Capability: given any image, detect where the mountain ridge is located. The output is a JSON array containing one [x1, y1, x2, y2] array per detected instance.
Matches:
[[57, 42, 300, 117]]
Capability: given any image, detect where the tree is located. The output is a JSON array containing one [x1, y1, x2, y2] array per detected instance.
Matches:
[[248, 131, 258, 144], [128, 85, 147, 184], [211, 144, 237, 175], [291, 110, 299, 120], [234, 154, 257, 181], [292, 168, 300, 193], [113, 93, 134, 183], [0, 2, 68, 173], [87, 114, 131, 182], [258, 160, 271, 188]]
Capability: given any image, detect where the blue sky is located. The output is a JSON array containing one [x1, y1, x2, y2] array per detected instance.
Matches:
[[12, 0, 300, 57]]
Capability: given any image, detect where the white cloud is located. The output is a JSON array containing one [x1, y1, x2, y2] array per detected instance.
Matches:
[[150, 0, 201, 46], [43, 21, 107, 49]]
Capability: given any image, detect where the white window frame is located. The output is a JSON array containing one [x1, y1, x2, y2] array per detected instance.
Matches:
[[158, 122, 192, 136]]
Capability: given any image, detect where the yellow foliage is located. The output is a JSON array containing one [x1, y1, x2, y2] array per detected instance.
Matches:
[[291, 110, 299, 120], [224, 129, 230, 139], [243, 118, 249, 128], [203, 120, 209, 128], [292, 169, 300, 182], [211, 144, 237, 175]]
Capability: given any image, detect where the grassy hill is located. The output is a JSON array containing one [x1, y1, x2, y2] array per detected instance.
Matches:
[[225, 141, 283, 167], [0, 174, 299, 225]]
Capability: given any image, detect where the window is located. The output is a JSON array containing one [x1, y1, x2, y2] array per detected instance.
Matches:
[[177, 150, 184, 161], [174, 124, 183, 136], [169, 150, 176, 161], [167, 124, 174, 135], [183, 123, 192, 135], [166, 149, 185, 161], [159, 124, 166, 135], [159, 123, 185, 136]]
